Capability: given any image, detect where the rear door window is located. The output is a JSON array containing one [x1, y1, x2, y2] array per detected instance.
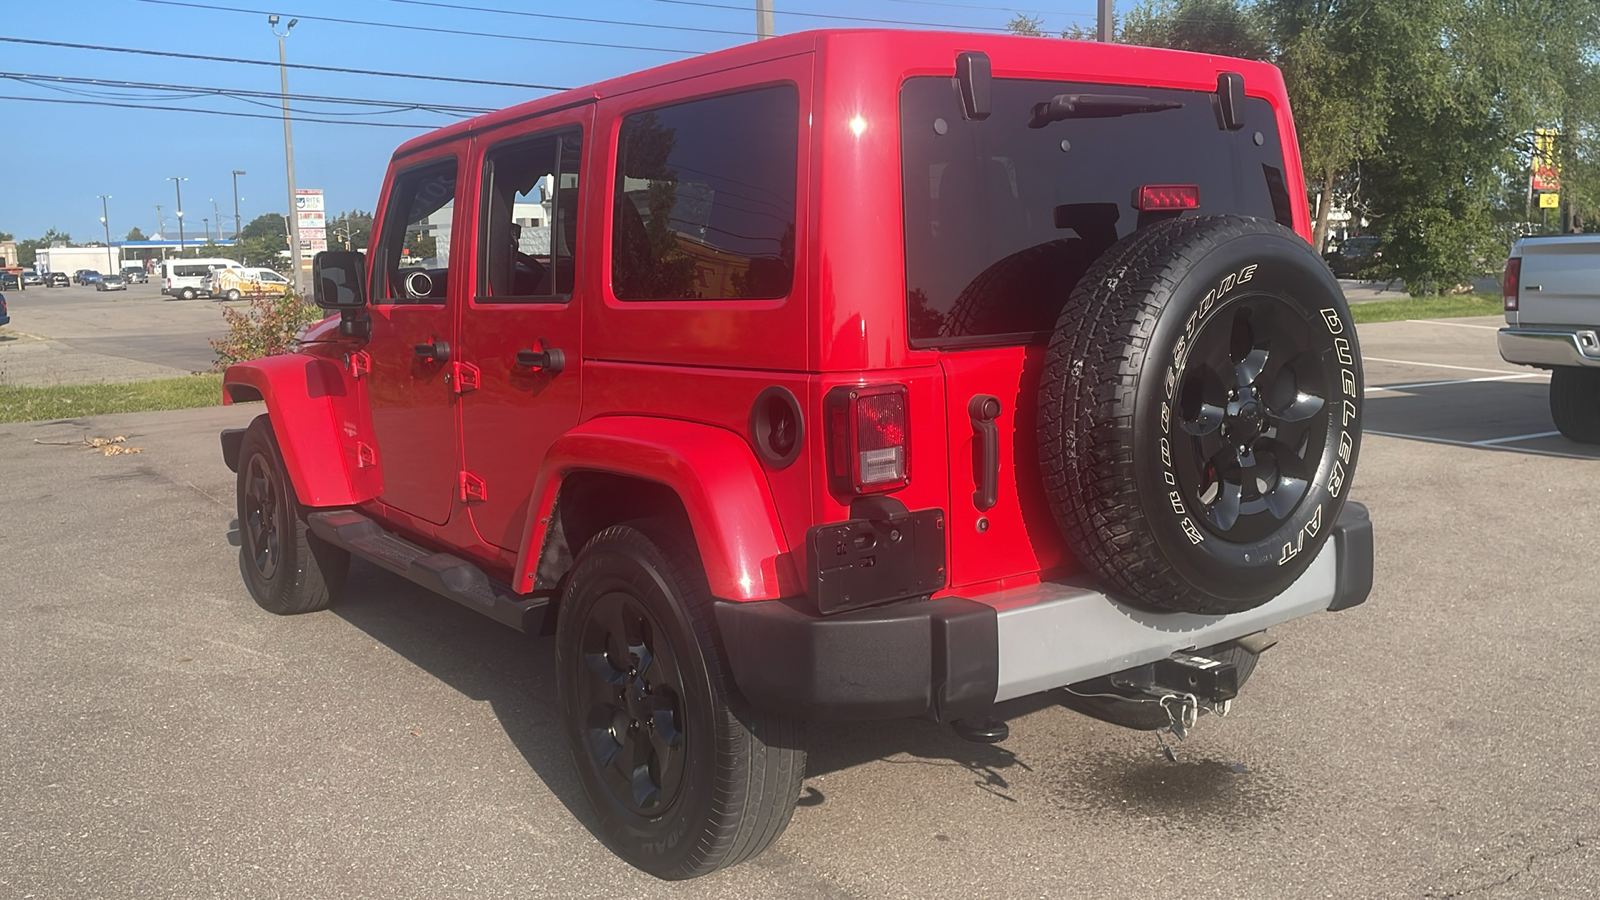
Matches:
[[478, 129, 582, 301], [901, 77, 1291, 347], [611, 84, 798, 301]]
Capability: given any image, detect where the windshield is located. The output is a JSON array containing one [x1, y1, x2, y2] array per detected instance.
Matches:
[[901, 76, 1292, 347]]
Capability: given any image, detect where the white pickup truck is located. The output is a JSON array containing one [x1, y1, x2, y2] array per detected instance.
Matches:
[[1498, 234, 1600, 443]]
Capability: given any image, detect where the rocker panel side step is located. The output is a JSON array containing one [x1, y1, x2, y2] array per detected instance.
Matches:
[[307, 510, 548, 633]]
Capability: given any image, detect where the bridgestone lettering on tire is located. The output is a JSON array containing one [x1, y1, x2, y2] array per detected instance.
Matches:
[[555, 522, 806, 879], [1039, 215, 1363, 615]]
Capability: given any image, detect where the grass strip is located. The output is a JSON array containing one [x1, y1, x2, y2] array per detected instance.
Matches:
[[1350, 292, 1503, 324], [0, 374, 224, 424]]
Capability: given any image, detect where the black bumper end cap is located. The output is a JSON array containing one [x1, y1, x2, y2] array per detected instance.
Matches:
[[1328, 500, 1373, 612]]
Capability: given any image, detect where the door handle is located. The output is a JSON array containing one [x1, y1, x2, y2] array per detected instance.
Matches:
[[968, 394, 1001, 512], [515, 345, 566, 375], [414, 340, 451, 363]]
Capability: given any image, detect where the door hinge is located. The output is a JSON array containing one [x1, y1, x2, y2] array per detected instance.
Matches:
[[459, 470, 488, 502], [451, 361, 480, 394], [348, 350, 371, 378], [356, 442, 377, 468]]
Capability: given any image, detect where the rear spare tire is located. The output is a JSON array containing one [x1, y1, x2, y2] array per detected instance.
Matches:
[[1039, 215, 1362, 615]]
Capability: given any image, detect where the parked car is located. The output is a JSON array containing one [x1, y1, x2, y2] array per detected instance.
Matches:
[[162, 257, 243, 300], [44, 272, 69, 287], [210, 266, 292, 300], [22, 271, 43, 286], [1498, 234, 1600, 442], [71, 269, 92, 285], [0, 291, 8, 328], [78, 271, 103, 286], [1325, 235, 1383, 277], [0, 272, 18, 291], [219, 30, 1372, 879], [120, 266, 149, 284], [95, 274, 127, 292]]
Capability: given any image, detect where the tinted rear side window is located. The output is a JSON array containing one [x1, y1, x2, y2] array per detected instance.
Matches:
[[902, 77, 1289, 347], [612, 85, 798, 301]]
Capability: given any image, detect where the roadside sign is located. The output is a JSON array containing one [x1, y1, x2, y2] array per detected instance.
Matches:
[[1539, 192, 1560, 209]]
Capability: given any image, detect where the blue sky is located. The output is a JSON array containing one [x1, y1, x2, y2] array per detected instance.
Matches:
[[1, 0, 1101, 244]]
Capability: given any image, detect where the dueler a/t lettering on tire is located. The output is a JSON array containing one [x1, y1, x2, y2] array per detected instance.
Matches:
[[555, 522, 806, 880], [1039, 215, 1362, 615]]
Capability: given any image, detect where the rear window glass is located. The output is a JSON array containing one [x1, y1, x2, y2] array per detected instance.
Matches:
[[902, 77, 1291, 347], [173, 265, 210, 278], [611, 84, 798, 301]]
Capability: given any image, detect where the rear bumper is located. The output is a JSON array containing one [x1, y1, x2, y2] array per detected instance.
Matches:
[[1499, 327, 1600, 369], [717, 501, 1373, 721]]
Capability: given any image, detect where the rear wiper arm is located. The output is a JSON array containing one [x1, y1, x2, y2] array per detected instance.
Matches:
[[1028, 93, 1183, 128]]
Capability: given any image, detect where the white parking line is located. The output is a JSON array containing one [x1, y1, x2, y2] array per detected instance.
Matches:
[[1476, 430, 1563, 445], [1365, 373, 1545, 394], [1363, 356, 1528, 375], [1366, 429, 1598, 460], [1411, 319, 1504, 331]]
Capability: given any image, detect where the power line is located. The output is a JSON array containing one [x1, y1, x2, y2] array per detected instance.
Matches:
[[0, 36, 570, 90], [881, 0, 1094, 20], [639, 0, 1013, 31], [1, 71, 494, 115], [0, 93, 435, 128], [134, 0, 709, 55], [376, 0, 754, 37]]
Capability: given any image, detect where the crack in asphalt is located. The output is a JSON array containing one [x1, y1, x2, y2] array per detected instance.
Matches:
[[1426, 836, 1595, 898]]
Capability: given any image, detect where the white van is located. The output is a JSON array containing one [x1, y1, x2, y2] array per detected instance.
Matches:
[[162, 258, 243, 300]]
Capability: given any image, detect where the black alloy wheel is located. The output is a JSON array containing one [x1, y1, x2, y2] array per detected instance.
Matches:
[[1172, 295, 1330, 544], [233, 415, 348, 615], [242, 452, 283, 583], [573, 589, 689, 815], [556, 522, 806, 879]]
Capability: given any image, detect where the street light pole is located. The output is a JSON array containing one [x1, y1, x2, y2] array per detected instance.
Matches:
[[169, 176, 187, 254], [232, 169, 246, 239], [98, 194, 114, 273], [269, 15, 304, 292], [1098, 0, 1113, 41]]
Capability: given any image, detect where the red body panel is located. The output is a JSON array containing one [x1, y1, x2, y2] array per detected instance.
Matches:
[[227, 29, 1312, 606], [514, 417, 798, 601], [224, 353, 377, 507]]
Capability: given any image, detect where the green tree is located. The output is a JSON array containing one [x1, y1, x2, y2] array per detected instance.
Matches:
[[1121, 0, 1269, 59], [125, 226, 148, 241]]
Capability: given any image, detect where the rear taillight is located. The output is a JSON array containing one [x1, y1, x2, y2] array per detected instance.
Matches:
[[1135, 184, 1200, 211], [1503, 256, 1521, 311], [825, 384, 909, 494]]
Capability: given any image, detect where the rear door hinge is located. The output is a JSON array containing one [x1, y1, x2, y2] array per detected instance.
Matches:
[[459, 470, 488, 502], [356, 441, 377, 468], [451, 361, 480, 394], [348, 350, 371, 378]]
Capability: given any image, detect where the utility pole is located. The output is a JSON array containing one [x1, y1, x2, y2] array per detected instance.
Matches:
[[756, 0, 773, 39], [270, 14, 304, 293], [211, 198, 222, 243], [1098, 0, 1113, 41], [169, 176, 187, 255], [232, 169, 246, 239], [98, 195, 114, 274]]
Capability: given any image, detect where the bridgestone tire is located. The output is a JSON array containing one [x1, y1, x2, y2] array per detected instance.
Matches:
[[1548, 367, 1600, 444], [235, 415, 349, 615], [1039, 215, 1362, 615], [556, 522, 806, 879]]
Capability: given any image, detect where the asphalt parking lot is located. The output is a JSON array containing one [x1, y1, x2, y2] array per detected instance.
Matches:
[[0, 280, 240, 385], [1, 314, 1596, 898]]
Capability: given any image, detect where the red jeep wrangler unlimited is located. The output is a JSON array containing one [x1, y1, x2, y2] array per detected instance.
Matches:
[[220, 30, 1371, 879]]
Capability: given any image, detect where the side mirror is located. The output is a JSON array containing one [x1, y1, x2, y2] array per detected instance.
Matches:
[[311, 251, 367, 310]]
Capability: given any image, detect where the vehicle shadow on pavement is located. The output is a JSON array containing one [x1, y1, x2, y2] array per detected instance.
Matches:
[[328, 559, 600, 832], [1365, 379, 1600, 458]]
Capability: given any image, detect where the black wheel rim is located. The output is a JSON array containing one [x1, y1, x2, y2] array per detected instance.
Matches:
[[574, 590, 688, 816], [1171, 294, 1330, 544], [242, 454, 283, 581]]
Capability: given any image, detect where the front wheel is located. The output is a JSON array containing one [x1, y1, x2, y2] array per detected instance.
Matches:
[[235, 415, 349, 614], [556, 522, 806, 879]]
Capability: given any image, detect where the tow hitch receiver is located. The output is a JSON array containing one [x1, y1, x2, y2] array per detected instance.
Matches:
[[1111, 652, 1239, 704]]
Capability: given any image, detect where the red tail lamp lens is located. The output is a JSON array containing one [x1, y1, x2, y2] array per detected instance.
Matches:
[[1136, 184, 1200, 211], [825, 384, 910, 494], [1503, 256, 1521, 311]]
